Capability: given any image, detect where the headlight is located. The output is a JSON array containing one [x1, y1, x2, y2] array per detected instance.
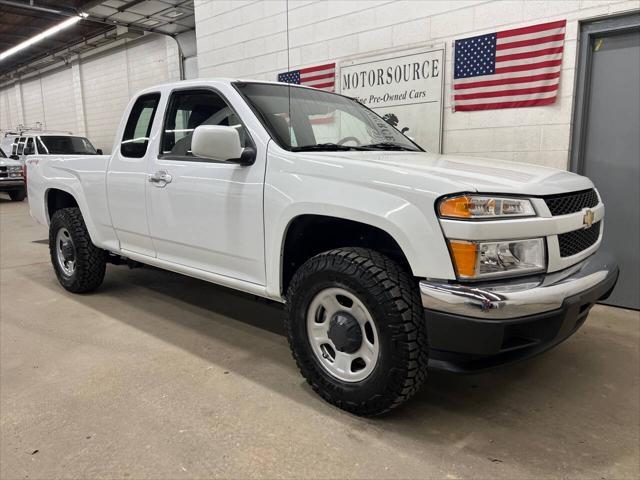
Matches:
[[8, 166, 22, 172], [448, 238, 546, 280], [439, 195, 535, 219]]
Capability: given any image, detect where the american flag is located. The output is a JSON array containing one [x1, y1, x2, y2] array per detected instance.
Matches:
[[277, 63, 336, 91], [452, 20, 566, 112]]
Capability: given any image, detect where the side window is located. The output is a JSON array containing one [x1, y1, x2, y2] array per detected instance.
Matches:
[[121, 93, 160, 158], [161, 89, 251, 159], [24, 138, 35, 155], [16, 137, 26, 155]]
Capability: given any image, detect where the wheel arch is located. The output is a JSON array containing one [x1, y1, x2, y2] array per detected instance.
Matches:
[[44, 187, 100, 246], [46, 188, 79, 221], [278, 213, 415, 298]]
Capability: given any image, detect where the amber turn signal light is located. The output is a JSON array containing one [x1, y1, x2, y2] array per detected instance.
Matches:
[[439, 196, 472, 218], [448, 240, 477, 277]]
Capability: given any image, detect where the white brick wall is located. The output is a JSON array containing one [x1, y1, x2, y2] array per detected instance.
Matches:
[[41, 68, 76, 134], [71, 63, 87, 136], [20, 77, 45, 128], [0, 85, 20, 131], [81, 48, 130, 152], [194, 0, 640, 169], [0, 35, 181, 153]]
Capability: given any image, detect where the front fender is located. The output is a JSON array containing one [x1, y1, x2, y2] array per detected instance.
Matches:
[[264, 155, 456, 299]]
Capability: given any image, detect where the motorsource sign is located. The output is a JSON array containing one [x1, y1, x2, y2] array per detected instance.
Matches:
[[339, 45, 445, 152]]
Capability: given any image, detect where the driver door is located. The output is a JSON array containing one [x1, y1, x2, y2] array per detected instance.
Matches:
[[145, 88, 266, 285]]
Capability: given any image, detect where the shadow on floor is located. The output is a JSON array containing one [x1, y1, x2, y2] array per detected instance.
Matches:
[[0, 196, 25, 203], [24, 261, 638, 476]]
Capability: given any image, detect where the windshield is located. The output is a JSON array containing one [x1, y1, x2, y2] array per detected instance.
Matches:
[[39, 136, 97, 155], [235, 82, 422, 152]]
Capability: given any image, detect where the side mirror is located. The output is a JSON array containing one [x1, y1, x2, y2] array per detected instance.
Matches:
[[10, 154, 19, 161], [96, 149, 103, 155], [192, 125, 254, 164]]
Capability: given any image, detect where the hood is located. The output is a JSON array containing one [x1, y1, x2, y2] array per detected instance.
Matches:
[[0, 157, 21, 167], [315, 151, 593, 196]]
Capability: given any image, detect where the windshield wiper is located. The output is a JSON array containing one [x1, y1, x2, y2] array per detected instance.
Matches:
[[291, 143, 368, 152], [360, 142, 418, 151]]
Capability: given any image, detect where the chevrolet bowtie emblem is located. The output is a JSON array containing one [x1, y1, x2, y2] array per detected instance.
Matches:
[[583, 209, 595, 228]]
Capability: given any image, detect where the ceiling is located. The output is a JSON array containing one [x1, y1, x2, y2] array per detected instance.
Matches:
[[0, 0, 194, 81]]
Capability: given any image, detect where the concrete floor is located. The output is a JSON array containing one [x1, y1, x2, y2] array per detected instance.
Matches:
[[0, 198, 638, 480]]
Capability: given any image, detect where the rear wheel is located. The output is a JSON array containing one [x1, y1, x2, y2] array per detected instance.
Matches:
[[49, 207, 106, 293], [9, 189, 26, 201], [285, 247, 429, 416]]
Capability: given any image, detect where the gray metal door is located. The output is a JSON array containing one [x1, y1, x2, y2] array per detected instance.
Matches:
[[573, 16, 639, 310]]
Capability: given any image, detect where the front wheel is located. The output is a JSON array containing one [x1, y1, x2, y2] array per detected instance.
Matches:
[[285, 248, 429, 416], [49, 207, 106, 293]]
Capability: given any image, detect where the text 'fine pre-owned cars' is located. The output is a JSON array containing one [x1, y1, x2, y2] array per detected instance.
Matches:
[[26, 79, 619, 416]]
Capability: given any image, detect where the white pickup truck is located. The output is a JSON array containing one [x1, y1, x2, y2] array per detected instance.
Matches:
[[27, 79, 618, 416]]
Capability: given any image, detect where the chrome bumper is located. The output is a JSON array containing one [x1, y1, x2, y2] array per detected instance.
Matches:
[[420, 251, 618, 319]]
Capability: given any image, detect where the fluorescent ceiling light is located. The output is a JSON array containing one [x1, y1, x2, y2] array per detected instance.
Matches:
[[163, 10, 184, 19], [0, 14, 88, 62]]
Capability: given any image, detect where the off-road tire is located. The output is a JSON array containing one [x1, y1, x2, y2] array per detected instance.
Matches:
[[9, 189, 26, 201], [49, 207, 106, 293], [285, 247, 429, 416]]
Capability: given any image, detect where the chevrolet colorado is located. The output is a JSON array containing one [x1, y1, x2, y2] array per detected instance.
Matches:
[[26, 79, 619, 416]]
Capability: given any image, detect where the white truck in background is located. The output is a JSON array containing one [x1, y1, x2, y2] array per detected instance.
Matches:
[[26, 79, 618, 416], [0, 146, 26, 201], [2, 129, 101, 164]]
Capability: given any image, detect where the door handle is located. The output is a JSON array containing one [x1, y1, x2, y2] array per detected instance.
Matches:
[[148, 170, 172, 187]]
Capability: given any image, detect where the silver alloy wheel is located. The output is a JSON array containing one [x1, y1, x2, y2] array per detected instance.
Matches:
[[55, 227, 76, 276], [306, 287, 380, 382]]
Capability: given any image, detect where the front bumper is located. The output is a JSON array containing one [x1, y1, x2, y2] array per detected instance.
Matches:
[[421, 251, 619, 373], [0, 180, 25, 191]]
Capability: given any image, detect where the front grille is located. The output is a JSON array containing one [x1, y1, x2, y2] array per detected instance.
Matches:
[[0, 166, 7, 172], [558, 222, 601, 257], [544, 189, 599, 216]]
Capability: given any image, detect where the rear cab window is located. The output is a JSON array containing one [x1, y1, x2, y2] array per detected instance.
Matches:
[[38, 136, 97, 155], [121, 93, 161, 158], [36, 137, 48, 154]]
